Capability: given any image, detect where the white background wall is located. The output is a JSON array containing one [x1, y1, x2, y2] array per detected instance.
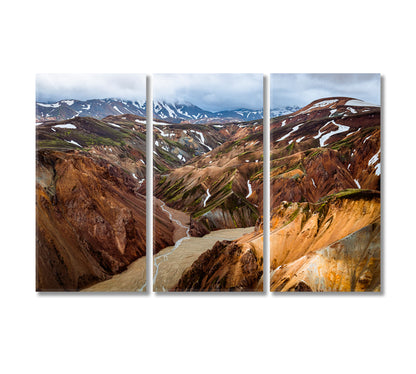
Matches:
[[1, 1, 414, 373]]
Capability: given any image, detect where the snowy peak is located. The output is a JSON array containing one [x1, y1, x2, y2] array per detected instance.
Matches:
[[293, 97, 379, 116], [270, 106, 301, 118], [216, 108, 264, 121], [153, 100, 213, 123], [153, 100, 264, 124], [269, 97, 379, 123], [36, 98, 147, 122], [153, 101, 302, 124], [37, 97, 265, 124]]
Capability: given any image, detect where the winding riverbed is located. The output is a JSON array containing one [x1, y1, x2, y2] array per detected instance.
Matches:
[[153, 202, 191, 285], [82, 201, 254, 292]]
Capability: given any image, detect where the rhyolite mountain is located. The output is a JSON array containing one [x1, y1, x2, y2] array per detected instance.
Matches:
[[36, 111, 263, 290], [153, 118, 264, 237], [36, 96, 381, 292], [170, 97, 381, 292], [37, 97, 300, 124], [266, 97, 381, 292], [36, 113, 239, 290], [36, 114, 154, 291]]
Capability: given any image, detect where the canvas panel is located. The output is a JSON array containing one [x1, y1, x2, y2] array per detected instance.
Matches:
[[36, 74, 147, 292], [152, 74, 264, 292], [269, 73, 381, 292]]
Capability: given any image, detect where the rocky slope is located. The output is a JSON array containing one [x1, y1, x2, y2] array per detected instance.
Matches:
[[174, 226, 263, 292], [270, 97, 380, 206], [154, 119, 264, 233], [153, 122, 229, 170], [37, 114, 147, 179], [269, 191, 380, 291], [271, 223, 380, 292], [152, 115, 266, 292], [36, 115, 156, 291], [36, 150, 146, 291]]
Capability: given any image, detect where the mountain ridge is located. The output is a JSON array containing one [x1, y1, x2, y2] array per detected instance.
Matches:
[[36, 97, 301, 124], [167, 96, 381, 292]]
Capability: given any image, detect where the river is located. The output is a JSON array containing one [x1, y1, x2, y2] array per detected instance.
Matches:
[[82, 224, 254, 292]]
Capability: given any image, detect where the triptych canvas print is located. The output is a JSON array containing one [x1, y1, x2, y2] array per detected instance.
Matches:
[[36, 73, 381, 293]]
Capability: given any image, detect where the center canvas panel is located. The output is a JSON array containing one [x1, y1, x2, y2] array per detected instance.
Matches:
[[36, 74, 147, 292], [153, 74, 264, 292]]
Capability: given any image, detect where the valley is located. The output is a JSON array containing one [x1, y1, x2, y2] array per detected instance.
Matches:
[[153, 94, 381, 292], [35, 104, 266, 291], [153, 199, 254, 291], [152, 115, 265, 291], [35, 89, 381, 292]]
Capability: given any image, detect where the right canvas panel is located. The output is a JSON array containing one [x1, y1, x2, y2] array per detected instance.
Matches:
[[270, 74, 381, 292]]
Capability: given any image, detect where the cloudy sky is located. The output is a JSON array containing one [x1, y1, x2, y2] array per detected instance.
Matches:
[[154, 74, 263, 112], [271, 74, 380, 107], [36, 74, 146, 102]]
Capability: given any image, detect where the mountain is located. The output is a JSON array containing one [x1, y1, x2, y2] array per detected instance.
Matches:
[[152, 115, 265, 291], [36, 97, 301, 124], [36, 111, 263, 291], [36, 96, 381, 292], [154, 100, 299, 123], [172, 96, 381, 292], [153, 100, 263, 124], [37, 150, 147, 290], [153, 120, 261, 170], [270, 105, 301, 118], [266, 97, 381, 292], [36, 98, 147, 122], [153, 119, 264, 237], [36, 114, 159, 291]]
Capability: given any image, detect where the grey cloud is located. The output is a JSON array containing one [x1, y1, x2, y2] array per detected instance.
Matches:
[[36, 74, 146, 102], [153, 74, 263, 112], [271, 73, 380, 107]]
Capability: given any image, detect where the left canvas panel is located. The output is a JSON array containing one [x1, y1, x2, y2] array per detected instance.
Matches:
[[36, 74, 147, 292]]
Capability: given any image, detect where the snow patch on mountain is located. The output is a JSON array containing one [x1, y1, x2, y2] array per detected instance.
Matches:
[[53, 124, 76, 129], [276, 124, 303, 142], [314, 120, 349, 147], [346, 99, 380, 107], [65, 140, 82, 147], [246, 180, 253, 198], [38, 102, 61, 108], [113, 106, 123, 115], [203, 189, 211, 207]]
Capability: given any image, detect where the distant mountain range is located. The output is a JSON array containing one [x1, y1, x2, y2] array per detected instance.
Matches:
[[36, 98, 300, 123], [36, 98, 147, 123], [270, 106, 301, 118], [153, 101, 264, 123]]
